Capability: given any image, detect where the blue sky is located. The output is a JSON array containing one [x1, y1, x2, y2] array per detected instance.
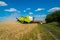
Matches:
[[0, 0, 60, 21]]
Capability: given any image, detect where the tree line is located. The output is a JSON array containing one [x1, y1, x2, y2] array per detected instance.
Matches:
[[45, 10, 60, 23]]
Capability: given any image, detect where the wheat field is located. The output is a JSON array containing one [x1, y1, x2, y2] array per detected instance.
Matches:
[[0, 21, 41, 40]]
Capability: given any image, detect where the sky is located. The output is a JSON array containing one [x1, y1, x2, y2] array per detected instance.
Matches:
[[0, 0, 60, 21]]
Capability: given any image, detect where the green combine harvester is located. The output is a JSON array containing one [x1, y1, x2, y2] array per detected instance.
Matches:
[[16, 16, 45, 24], [16, 16, 34, 23]]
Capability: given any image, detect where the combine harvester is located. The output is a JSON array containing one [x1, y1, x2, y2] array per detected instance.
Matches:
[[16, 16, 45, 24]]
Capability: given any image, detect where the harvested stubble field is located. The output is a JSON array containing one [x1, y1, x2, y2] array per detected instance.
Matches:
[[0, 21, 41, 40]]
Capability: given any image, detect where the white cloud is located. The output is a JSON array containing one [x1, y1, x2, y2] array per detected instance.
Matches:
[[48, 7, 60, 12], [4, 8, 20, 13], [26, 8, 31, 10], [35, 15, 46, 17], [4, 8, 20, 22], [24, 10, 26, 12], [23, 8, 31, 12], [35, 8, 45, 11], [29, 12, 33, 14], [34, 15, 46, 20], [0, 1, 7, 6]]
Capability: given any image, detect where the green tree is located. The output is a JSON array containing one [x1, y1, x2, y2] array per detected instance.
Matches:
[[45, 10, 60, 23]]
